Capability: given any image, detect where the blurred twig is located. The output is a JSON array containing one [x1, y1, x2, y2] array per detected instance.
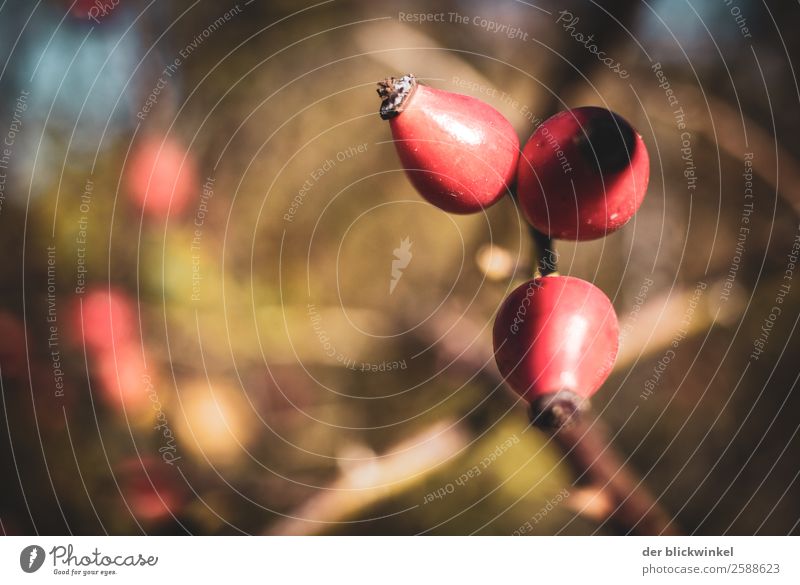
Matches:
[[264, 420, 468, 535], [661, 83, 800, 214], [412, 306, 679, 535], [540, 0, 642, 116], [550, 415, 680, 535], [266, 294, 688, 534]]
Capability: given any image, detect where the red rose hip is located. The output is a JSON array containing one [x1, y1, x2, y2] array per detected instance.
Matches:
[[517, 106, 649, 240], [492, 275, 619, 426], [378, 74, 519, 214]]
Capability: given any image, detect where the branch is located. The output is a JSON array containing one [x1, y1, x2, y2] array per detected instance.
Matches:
[[546, 413, 680, 535], [264, 421, 469, 536], [414, 305, 680, 535]]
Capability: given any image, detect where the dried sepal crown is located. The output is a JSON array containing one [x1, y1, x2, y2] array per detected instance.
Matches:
[[377, 74, 417, 120]]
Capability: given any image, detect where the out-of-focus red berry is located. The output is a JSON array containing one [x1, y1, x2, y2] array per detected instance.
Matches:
[[69, 288, 137, 355], [126, 136, 198, 218], [93, 344, 150, 412]]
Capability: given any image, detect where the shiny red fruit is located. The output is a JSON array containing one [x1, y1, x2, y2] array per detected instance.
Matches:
[[492, 275, 619, 419], [126, 136, 198, 218], [517, 107, 649, 240], [378, 74, 519, 214]]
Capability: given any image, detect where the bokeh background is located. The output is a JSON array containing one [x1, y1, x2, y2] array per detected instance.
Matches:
[[0, 0, 799, 535]]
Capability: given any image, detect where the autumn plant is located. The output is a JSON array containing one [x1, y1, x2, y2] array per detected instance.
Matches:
[[377, 74, 650, 428]]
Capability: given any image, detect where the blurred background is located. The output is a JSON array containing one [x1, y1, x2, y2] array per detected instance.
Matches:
[[0, 0, 798, 535]]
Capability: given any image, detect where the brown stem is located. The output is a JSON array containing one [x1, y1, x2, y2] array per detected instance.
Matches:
[[508, 176, 557, 277], [412, 306, 679, 535], [546, 413, 680, 535], [508, 139, 673, 532]]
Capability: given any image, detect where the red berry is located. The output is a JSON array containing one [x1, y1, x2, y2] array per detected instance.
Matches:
[[69, 287, 136, 355], [67, 289, 153, 413], [126, 136, 198, 218], [517, 107, 649, 240], [94, 344, 150, 412], [492, 275, 619, 425], [378, 74, 519, 214]]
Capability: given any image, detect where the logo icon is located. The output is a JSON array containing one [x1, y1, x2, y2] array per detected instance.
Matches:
[[390, 236, 413, 294], [20, 545, 45, 573]]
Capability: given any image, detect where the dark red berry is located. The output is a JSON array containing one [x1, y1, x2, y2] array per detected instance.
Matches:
[[516, 106, 649, 240], [378, 74, 519, 214], [492, 275, 619, 425]]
